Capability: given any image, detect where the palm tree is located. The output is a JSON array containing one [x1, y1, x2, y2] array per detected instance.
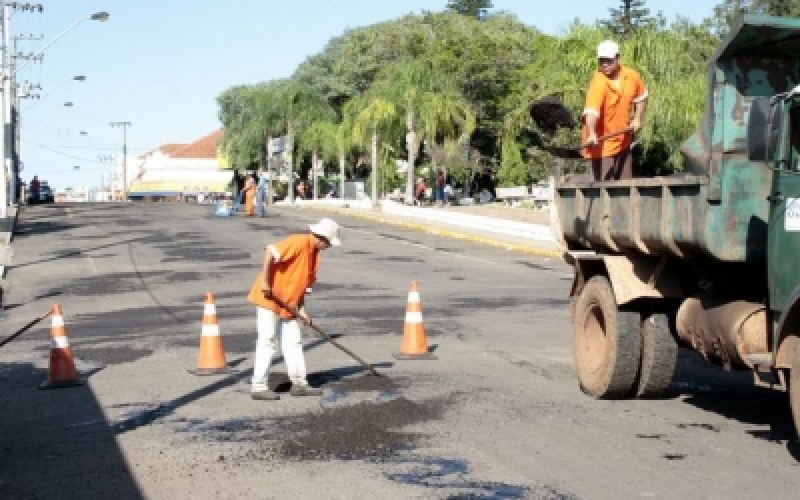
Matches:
[[272, 79, 335, 203], [299, 120, 340, 200], [335, 118, 360, 200], [344, 93, 398, 205], [371, 61, 476, 203]]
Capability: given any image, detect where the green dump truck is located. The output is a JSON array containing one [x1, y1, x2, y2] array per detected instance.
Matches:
[[553, 15, 800, 434]]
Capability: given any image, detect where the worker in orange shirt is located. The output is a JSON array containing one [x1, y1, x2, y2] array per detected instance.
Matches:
[[582, 40, 648, 181], [246, 218, 342, 400], [243, 173, 256, 216]]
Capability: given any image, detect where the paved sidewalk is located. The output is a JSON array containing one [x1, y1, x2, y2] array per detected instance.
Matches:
[[288, 199, 562, 259]]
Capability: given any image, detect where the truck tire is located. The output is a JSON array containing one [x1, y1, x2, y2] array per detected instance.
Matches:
[[790, 342, 800, 438], [635, 312, 678, 398], [573, 275, 642, 399]]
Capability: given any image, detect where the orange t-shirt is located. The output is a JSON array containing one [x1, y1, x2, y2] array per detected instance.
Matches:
[[581, 65, 647, 158], [247, 234, 320, 319]]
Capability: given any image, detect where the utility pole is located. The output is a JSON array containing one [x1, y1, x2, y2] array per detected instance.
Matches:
[[2, 3, 43, 211], [109, 121, 131, 201], [0, 1, 9, 217]]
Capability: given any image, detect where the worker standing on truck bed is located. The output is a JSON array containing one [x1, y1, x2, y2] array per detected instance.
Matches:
[[582, 40, 648, 181]]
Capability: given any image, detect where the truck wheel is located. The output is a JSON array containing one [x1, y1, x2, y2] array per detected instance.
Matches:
[[790, 342, 800, 438], [574, 275, 642, 399], [635, 312, 678, 398]]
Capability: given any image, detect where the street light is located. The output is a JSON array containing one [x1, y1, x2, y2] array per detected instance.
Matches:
[[13, 12, 110, 76], [0, 10, 109, 217], [22, 75, 86, 112]]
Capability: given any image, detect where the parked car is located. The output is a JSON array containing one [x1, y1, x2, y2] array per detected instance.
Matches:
[[27, 183, 54, 204]]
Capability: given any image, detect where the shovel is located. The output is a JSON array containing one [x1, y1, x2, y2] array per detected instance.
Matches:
[[268, 294, 383, 377], [539, 126, 634, 159]]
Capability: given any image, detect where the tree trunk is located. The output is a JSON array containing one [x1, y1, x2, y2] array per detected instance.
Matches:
[[312, 149, 318, 201], [339, 151, 346, 200], [405, 110, 416, 205], [287, 123, 295, 204], [266, 135, 273, 206], [371, 128, 378, 207]]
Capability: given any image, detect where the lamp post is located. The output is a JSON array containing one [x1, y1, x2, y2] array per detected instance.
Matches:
[[0, 10, 109, 218], [109, 121, 131, 201], [22, 75, 85, 112]]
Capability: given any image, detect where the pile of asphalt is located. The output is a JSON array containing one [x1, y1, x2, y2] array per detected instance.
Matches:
[[279, 374, 447, 461], [279, 395, 444, 460], [192, 374, 449, 462]]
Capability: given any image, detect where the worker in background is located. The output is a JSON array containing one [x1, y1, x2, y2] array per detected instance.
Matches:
[[243, 172, 256, 217]]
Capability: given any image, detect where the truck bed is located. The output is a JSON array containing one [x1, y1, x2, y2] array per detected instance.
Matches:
[[555, 170, 770, 261]]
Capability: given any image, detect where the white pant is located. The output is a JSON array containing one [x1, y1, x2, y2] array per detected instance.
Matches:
[[251, 307, 307, 392]]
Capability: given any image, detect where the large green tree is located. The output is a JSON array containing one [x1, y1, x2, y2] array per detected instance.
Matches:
[[446, 0, 493, 19]]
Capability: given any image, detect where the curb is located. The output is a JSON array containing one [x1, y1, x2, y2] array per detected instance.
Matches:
[[302, 204, 564, 260]]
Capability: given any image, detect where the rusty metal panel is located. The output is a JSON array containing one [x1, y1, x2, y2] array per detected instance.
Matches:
[[557, 176, 709, 258], [603, 254, 683, 305], [638, 186, 667, 255]]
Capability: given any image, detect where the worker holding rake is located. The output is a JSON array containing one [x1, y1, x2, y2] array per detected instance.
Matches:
[[246, 218, 342, 401]]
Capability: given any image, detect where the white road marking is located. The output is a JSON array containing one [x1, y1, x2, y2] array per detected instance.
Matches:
[[347, 226, 498, 266]]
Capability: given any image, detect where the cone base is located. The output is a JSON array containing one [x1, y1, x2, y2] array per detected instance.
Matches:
[[188, 367, 232, 376], [393, 352, 437, 360], [39, 378, 86, 390]]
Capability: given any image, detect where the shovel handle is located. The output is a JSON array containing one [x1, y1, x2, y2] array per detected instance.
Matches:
[[0, 309, 53, 349], [581, 126, 633, 149], [267, 294, 382, 377]]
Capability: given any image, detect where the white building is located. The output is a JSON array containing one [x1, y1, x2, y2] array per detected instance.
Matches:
[[127, 130, 233, 200]]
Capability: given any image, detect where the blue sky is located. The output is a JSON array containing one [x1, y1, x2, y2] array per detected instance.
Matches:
[[20, 0, 720, 190]]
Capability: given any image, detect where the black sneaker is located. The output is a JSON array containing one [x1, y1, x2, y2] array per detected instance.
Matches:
[[289, 384, 323, 397], [251, 390, 280, 401]]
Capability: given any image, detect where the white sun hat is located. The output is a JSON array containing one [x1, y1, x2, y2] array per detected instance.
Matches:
[[309, 218, 342, 246], [596, 40, 620, 58]]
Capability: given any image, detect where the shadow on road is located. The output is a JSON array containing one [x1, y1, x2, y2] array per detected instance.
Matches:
[[0, 362, 144, 499], [670, 349, 798, 459]]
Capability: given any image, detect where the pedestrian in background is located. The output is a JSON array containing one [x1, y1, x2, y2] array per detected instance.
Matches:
[[246, 218, 342, 400], [434, 170, 445, 207], [582, 40, 648, 181], [243, 173, 256, 216], [415, 177, 426, 206], [29, 175, 40, 204]]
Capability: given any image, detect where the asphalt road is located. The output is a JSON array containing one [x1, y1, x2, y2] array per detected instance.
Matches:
[[1, 202, 800, 500]]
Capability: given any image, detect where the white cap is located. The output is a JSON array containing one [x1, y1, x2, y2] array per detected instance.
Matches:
[[309, 218, 342, 246], [596, 40, 619, 59]]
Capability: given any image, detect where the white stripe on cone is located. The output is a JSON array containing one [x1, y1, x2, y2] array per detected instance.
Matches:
[[202, 324, 220, 337], [407, 291, 420, 303], [405, 311, 423, 323], [52, 315, 65, 327], [204, 304, 216, 315], [51, 336, 70, 349]]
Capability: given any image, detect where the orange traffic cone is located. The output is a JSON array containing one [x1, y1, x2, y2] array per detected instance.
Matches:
[[189, 292, 230, 375], [393, 281, 436, 360], [40, 304, 85, 389]]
